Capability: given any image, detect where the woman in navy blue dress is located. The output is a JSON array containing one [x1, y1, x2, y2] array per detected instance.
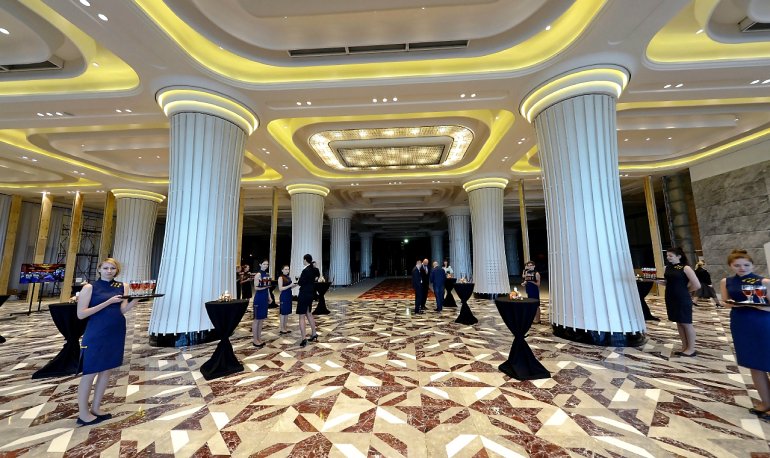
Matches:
[[277, 265, 297, 334], [521, 261, 542, 323], [76, 258, 139, 426], [657, 247, 701, 357], [252, 259, 272, 348], [720, 249, 770, 418]]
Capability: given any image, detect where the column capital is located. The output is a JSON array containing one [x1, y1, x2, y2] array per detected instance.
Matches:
[[111, 189, 166, 203], [444, 206, 470, 217], [359, 231, 373, 239], [286, 183, 330, 197], [430, 230, 445, 237], [327, 208, 354, 219], [520, 65, 629, 123], [463, 177, 508, 193], [156, 86, 259, 135]]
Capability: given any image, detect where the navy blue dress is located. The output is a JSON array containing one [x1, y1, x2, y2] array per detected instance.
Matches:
[[279, 274, 293, 316], [80, 279, 126, 374], [523, 269, 540, 300], [664, 263, 693, 324], [253, 271, 270, 320], [726, 273, 770, 371]]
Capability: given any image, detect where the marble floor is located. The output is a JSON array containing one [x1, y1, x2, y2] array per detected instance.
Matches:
[[0, 290, 767, 457]]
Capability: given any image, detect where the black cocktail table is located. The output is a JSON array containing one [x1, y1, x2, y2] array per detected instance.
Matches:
[[636, 280, 659, 321], [454, 282, 477, 325], [32, 302, 88, 378], [444, 278, 457, 308], [494, 296, 551, 380], [200, 299, 249, 380], [312, 281, 332, 315]]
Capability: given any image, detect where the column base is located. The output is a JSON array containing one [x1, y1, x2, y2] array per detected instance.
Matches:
[[149, 330, 217, 347], [473, 292, 508, 300], [552, 324, 647, 347]]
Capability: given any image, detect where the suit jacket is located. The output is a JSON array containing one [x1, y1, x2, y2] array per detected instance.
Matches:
[[412, 266, 422, 290], [298, 264, 317, 300], [420, 265, 429, 289], [430, 266, 445, 289]]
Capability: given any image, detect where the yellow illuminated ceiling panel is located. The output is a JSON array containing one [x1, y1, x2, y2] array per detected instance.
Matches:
[[309, 126, 473, 171], [647, 0, 770, 63], [0, 0, 139, 97], [132, 0, 606, 83], [268, 110, 514, 179]]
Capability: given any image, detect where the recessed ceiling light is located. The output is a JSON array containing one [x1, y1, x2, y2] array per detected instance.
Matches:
[[124, 109, 132, 113], [92, 62, 99, 67], [36, 113, 44, 117], [138, 156, 142, 159], [265, 151, 270, 154], [115, 109, 122, 113], [55, 112, 63, 116], [545, 25, 551, 31], [79, 0, 91, 6], [21, 156, 28, 159], [382, 98, 387, 102], [763, 79, 770, 84], [470, 93, 476, 98], [296, 102, 302, 106], [372, 98, 378, 103], [517, 141, 523, 145], [520, 138, 526, 141], [751, 80, 761, 84], [156, 155, 161, 159], [460, 94, 466, 98], [667, 137, 672, 140], [31, 159, 37, 162], [0, 28, 9, 35], [392, 97, 398, 102], [45, 112, 53, 116], [675, 83, 684, 88], [663, 84, 671, 89], [645, 137, 651, 141], [97, 13, 108, 21], [696, 29, 703, 34], [306, 101, 311, 105], [623, 138, 628, 142]]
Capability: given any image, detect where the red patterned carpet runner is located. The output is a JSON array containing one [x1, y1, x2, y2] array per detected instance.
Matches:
[[358, 278, 436, 300]]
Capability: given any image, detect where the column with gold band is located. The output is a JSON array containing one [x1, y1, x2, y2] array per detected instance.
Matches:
[[287, 184, 328, 282], [112, 189, 164, 283], [150, 87, 258, 343], [520, 65, 645, 344], [444, 206, 472, 281], [463, 178, 510, 296]]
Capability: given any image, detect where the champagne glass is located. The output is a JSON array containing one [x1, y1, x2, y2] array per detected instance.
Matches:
[[130, 280, 139, 297], [141, 280, 150, 296], [755, 285, 767, 304], [741, 284, 755, 302]]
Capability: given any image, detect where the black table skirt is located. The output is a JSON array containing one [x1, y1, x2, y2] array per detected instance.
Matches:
[[636, 280, 658, 320], [453, 282, 478, 325], [444, 278, 457, 308], [494, 296, 550, 381], [200, 300, 249, 380], [312, 282, 332, 315], [32, 302, 88, 379]]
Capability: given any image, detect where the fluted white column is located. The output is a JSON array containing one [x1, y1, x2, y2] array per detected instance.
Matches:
[[112, 190, 164, 282], [287, 184, 328, 281], [150, 87, 257, 336], [444, 206, 472, 280], [359, 232, 373, 278], [521, 65, 643, 334], [328, 209, 353, 286], [504, 229, 520, 276], [430, 230, 444, 264], [463, 178, 510, 294], [0, 194, 11, 260]]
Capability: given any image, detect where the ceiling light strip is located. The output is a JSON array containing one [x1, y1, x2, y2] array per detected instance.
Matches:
[[111, 188, 166, 203]]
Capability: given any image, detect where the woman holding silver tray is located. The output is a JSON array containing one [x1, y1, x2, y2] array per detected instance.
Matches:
[[721, 249, 770, 420]]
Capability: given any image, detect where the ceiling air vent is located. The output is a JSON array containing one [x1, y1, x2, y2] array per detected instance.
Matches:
[[739, 17, 770, 32], [289, 40, 469, 58], [0, 56, 63, 72]]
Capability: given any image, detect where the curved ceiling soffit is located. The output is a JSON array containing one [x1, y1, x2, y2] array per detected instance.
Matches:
[[268, 110, 515, 180], [0, 0, 138, 97], [646, 0, 770, 66], [335, 185, 460, 209], [132, 0, 607, 85], [0, 125, 282, 190], [511, 122, 770, 174]]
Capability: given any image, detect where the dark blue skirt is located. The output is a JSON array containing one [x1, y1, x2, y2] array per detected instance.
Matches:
[[731, 307, 770, 372]]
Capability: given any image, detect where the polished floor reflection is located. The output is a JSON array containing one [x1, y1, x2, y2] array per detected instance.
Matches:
[[0, 288, 766, 457]]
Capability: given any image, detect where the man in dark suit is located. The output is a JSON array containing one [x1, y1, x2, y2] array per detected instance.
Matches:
[[411, 259, 424, 314], [429, 261, 446, 311], [420, 258, 430, 310]]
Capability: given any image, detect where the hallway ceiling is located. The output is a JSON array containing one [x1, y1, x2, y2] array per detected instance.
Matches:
[[2, 0, 770, 232]]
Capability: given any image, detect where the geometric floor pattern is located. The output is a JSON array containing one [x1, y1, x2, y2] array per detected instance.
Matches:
[[357, 278, 435, 300], [0, 293, 768, 457]]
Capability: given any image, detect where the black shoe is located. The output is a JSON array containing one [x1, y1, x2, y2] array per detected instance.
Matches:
[[299, 339, 307, 347], [309, 334, 318, 342], [76, 416, 106, 427], [645, 316, 661, 321], [252, 342, 265, 348], [91, 411, 112, 421]]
